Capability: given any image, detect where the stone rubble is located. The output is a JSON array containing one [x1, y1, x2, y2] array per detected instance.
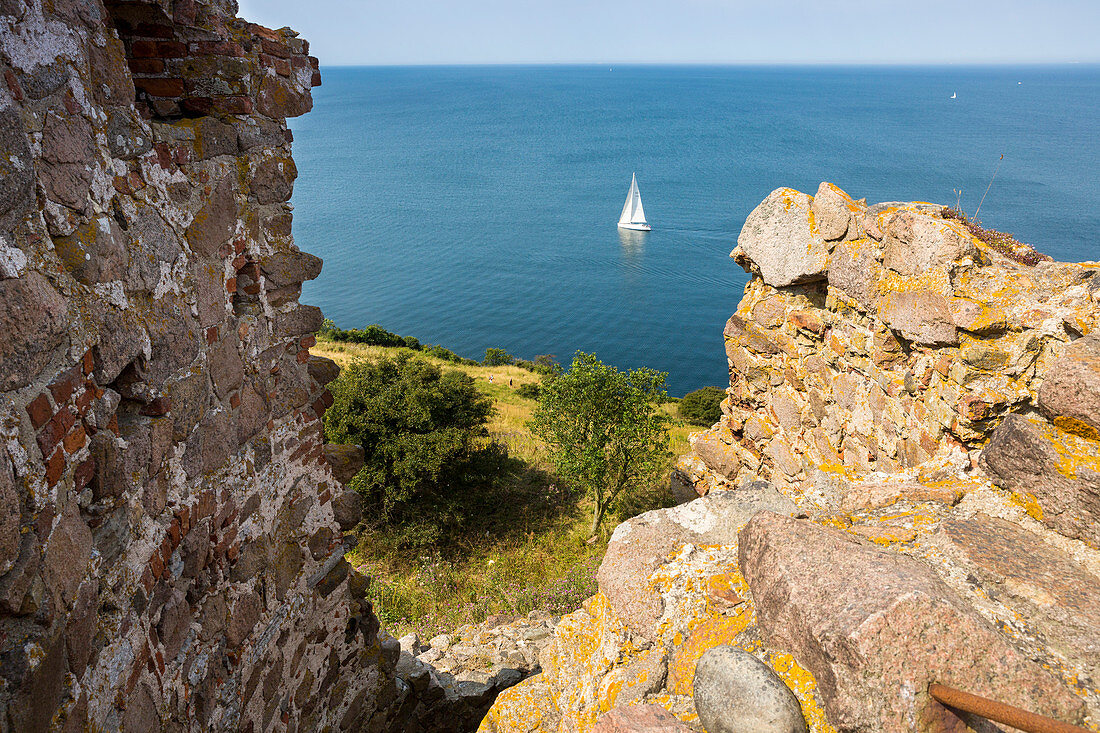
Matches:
[[481, 185, 1100, 733]]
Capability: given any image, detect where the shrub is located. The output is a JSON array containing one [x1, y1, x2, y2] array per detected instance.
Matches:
[[529, 352, 671, 535], [483, 347, 515, 366], [515, 383, 541, 400], [678, 386, 726, 426], [533, 354, 562, 376], [323, 354, 500, 549]]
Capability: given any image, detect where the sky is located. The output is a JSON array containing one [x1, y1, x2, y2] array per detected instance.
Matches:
[[236, 0, 1100, 66]]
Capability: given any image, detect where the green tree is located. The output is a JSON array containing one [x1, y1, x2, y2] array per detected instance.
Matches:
[[482, 347, 515, 366], [529, 352, 671, 535], [678, 386, 726, 426], [323, 354, 497, 547]]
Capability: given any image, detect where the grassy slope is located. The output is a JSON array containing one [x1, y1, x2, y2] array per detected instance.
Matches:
[[311, 340, 699, 636]]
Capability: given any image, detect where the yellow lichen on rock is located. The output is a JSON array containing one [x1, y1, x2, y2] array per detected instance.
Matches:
[[478, 676, 560, 733], [766, 652, 838, 733]]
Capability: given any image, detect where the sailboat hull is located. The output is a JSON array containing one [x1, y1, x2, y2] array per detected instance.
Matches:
[[617, 222, 651, 231]]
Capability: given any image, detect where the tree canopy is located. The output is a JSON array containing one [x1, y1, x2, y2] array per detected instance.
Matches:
[[529, 352, 671, 535], [323, 354, 498, 548]]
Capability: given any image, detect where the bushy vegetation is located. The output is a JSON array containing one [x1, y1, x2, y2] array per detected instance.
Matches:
[[530, 352, 672, 535], [679, 386, 726, 426], [312, 333, 695, 636], [323, 354, 505, 549]]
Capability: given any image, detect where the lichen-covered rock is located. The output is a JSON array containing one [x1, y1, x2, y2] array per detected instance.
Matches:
[[0, 1, 452, 730], [597, 484, 796, 639], [978, 414, 1100, 547], [1038, 333, 1100, 440], [592, 704, 693, 732], [733, 188, 828, 288], [738, 511, 1085, 731]]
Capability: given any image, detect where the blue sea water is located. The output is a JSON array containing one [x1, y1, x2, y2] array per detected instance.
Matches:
[[290, 65, 1100, 397]]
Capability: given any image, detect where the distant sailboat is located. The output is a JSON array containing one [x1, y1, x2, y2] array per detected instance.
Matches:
[[617, 173, 651, 231], [950, 92, 957, 99]]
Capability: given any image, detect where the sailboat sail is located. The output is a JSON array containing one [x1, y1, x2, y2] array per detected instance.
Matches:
[[618, 173, 649, 229]]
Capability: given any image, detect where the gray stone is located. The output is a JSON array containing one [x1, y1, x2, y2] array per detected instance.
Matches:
[[308, 355, 340, 386], [493, 667, 524, 690], [693, 646, 807, 733], [0, 108, 36, 230], [0, 452, 19, 577], [104, 108, 152, 160], [0, 272, 69, 391], [732, 188, 828, 288], [274, 303, 323, 337], [250, 155, 297, 204], [331, 490, 363, 531], [325, 445, 364, 485], [209, 333, 244, 399]]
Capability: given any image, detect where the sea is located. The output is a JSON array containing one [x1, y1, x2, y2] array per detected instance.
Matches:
[[290, 65, 1100, 397]]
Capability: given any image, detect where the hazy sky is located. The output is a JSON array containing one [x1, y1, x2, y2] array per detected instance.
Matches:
[[237, 0, 1100, 66]]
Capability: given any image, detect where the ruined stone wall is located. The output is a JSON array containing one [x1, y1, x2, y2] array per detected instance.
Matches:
[[482, 186, 1100, 732], [0, 1, 409, 729]]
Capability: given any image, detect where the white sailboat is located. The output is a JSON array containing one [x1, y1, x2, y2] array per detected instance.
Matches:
[[617, 173, 651, 231], [950, 92, 957, 99]]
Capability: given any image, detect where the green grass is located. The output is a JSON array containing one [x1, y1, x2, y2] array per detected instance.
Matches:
[[312, 339, 704, 636]]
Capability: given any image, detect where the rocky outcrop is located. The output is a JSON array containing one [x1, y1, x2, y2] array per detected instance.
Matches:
[[482, 185, 1100, 732], [0, 1, 484, 730]]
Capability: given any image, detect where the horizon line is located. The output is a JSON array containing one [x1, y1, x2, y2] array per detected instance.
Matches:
[[315, 60, 1100, 69]]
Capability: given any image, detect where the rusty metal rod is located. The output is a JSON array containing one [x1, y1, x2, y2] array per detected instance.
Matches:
[[928, 683, 1090, 733]]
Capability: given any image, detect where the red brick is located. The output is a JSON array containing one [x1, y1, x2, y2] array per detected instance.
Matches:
[[74, 387, 95, 414], [154, 142, 173, 170], [45, 449, 65, 487], [82, 350, 94, 375], [107, 414, 120, 435], [190, 40, 245, 57], [274, 58, 292, 77], [300, 336, 316, 349], [63, 424, 87, 454], [49, 364, 82, 404], [139, 396, 171, 417], [196, 490, 216, 519], [177, 505, 191, 534], [113, 175, 132, 195], [311, 70, 322, 88], [149, 548, 165, 578], [321, 389, 334, 408], [318, 489, 331, 505], [37, 406, 75, 457], [225, 277, 236, 294], [210, 96, 253, 116], [229, 392, 241, 409], [4, 68, 23, 102], [168, 517, 181, 545], [297, 349, 310, 364], [26, 393, 52, 431], [206, 326, 219, 345], [133, 22, 176, 39], [134, 77, 185, 98], [127, 58, 165, 74], [248, 23, 280, 42], [241, 282, 261, 296]]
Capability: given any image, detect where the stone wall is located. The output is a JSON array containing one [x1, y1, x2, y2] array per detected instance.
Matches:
[[0, 1, 411, 730], [481, 186, 1100, 732]]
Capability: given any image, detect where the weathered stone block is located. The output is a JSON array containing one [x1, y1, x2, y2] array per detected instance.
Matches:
[[0, 272, 69, 390], [1038, 333, 1100, 440], [810, 182, 858, 242], [598, 484, 796, 639], [978, 415, 1100, 547], [738, 512, 1085, 731], [694, 646, 807, 733], [185, 175, 237, 257], [325, 445, 364, 486], [261, 246, 322, 288], [882, 210, 975, 276], [879, 290, 958, 346], [732, 188, 828, 288]]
